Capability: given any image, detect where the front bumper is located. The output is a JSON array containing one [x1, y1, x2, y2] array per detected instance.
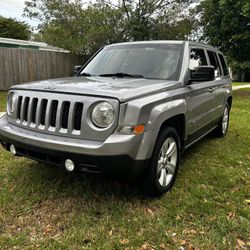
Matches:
[[0, 116, 148, 178]]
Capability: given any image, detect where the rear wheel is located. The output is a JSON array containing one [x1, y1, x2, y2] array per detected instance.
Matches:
[[213, 103, 230, 137], [141, 127, 180, 197]]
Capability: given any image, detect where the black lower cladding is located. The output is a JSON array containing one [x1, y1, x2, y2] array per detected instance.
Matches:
[[0, 137, 147, 179]]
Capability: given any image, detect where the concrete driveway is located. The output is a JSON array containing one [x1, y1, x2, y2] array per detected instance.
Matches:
[[232, 84, 250, 90]]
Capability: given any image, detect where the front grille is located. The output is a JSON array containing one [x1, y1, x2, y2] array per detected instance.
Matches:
[[31, 98, 38, 124], [50, 100, 58, 127], [23, 97, 30, 122], [8, 91, 118, 141], [40, 99, 48, 126], [74, 102, 83, 130], [61, 101, 70, 129], [14, 95, 84, 135], [16, 96, 23, 120]]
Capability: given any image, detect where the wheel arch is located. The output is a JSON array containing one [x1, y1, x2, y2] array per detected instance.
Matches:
[[136, 113, 187, 161], [135, 99, 188, 161], [158, 114, 186, 149]]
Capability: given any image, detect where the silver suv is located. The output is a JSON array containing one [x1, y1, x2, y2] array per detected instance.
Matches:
[[0, 41, 232, 196]]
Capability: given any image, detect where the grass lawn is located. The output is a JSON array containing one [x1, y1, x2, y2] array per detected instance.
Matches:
[[0, 89, 250, 250], [0, 91, 7, 112]]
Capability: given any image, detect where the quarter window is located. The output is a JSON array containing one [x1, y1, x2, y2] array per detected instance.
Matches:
[[189, 48, 207, 70], [207, 51, 222, 77], [218, 54, 229, 76]]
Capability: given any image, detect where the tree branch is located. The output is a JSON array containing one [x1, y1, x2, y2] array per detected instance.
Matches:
[[122, 0, 130, 19]]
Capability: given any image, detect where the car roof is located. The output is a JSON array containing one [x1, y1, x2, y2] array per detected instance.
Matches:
[[106, 40, 223, 54], [188, 41, 223, 54], [108, 40, 185, 46]]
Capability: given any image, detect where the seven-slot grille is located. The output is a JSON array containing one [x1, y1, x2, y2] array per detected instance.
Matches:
[[14, 95, 84, 134]]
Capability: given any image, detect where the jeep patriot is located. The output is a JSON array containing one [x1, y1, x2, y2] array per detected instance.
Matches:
[[0, 41, 232, 196]]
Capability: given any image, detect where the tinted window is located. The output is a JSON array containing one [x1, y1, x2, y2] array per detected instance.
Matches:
[[81, 44, 183, 80], [218, 54, 229, 76], [207, 51, 222, 77], [189, 48, 207, 70]]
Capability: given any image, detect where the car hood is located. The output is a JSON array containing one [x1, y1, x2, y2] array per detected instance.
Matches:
[[11, 76, 181, 102]]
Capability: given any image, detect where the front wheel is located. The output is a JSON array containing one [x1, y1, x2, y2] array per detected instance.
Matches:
[[141, 127, 180, 197]]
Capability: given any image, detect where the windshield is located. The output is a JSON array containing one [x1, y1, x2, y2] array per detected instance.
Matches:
[[80, 43, 183, 80]]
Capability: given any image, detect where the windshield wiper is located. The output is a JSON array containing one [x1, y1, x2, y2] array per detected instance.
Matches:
[[98, 72, 144, 78]]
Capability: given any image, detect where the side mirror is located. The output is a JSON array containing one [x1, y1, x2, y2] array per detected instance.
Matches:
[[189, 66, 215, 83], [74, 65, 82, 76]]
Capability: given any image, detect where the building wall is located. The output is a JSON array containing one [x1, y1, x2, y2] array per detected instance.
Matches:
[[0, 47, 84, 90]]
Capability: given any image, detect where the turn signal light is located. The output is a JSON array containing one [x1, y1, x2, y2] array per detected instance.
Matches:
[[117, 124, 145, 135], [133, 125, 145, 134]]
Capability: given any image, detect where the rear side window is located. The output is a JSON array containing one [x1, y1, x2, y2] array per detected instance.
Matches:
[[189, 48, 207, 70], [207, 51, 222, 77], [218, 54, 229, 76]]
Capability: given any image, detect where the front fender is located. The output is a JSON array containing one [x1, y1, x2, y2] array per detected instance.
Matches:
[[136, 99, 187, 160], [147, 99, 187, 131]]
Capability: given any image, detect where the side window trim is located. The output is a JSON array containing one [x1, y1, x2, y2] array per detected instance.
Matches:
[[218, 53, 229, 77], [204, 49, 210, 68], [215, 52, 223, 77]]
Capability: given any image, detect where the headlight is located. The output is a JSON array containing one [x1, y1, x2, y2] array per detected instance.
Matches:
[[91, 101, 115, 128], [7, 92, 17, 114]]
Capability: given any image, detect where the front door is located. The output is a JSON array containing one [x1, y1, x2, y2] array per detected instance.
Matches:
[[185, 47, 216, 144]]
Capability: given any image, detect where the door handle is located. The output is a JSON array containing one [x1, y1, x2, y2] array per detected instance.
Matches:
[[208, 87, 215, 93]]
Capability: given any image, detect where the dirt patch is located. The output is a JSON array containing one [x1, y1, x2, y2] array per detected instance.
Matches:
[[233, 89, 250, 98]]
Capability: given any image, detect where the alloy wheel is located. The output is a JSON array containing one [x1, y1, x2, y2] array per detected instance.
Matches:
[[222, 106, 229, 135], [157, 137, 178, 187]]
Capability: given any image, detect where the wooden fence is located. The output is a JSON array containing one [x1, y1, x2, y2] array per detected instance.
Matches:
[[0, 47, 84, 90]]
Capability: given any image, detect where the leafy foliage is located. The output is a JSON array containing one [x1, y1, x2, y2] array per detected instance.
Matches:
[[199, 0, 250, 70], [99, 0, 195, 41], [0, 16, 31, 40], [24, 0, 196, 55]]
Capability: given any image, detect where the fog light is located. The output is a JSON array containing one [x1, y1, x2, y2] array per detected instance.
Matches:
[[65, 159, 75, 172], [10, 144, 16, 155]]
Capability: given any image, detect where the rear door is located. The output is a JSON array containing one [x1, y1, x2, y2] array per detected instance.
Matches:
[[218, 53, 231, 108], [206, 50, 230, 121]]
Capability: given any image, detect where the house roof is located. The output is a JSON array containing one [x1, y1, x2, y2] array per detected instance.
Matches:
[[0, 37, 70, 53]]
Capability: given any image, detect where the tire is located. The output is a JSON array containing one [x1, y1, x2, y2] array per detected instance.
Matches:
[[213, 103, 230, 137], [141, 126, 181, 197]]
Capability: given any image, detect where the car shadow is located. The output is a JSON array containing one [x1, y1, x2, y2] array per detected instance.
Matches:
[[9, 133, 219, 204], [20, 158, 149, 202]]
